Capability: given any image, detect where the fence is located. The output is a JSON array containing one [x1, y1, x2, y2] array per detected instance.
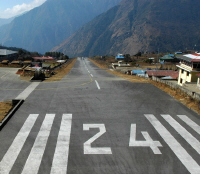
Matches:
[[151, 76, 200, 101]]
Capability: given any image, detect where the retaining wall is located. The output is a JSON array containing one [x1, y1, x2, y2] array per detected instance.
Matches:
[[151, 76, 200, 101]]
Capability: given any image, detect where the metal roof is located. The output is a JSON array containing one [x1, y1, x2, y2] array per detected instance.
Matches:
[[0, 49, 17, 56], [132, 70, 146, 74], [33, 56, 54, 60], [160, 55, 174, 60], [115, 56, 124, 59], [177, 53, 200, 62], [147, 70, 179, 79]]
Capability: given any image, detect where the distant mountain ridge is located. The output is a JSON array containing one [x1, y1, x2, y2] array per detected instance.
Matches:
[[0, 0, 121, 53], [0, 18, 14, 27], [52, 0, 200, 57]]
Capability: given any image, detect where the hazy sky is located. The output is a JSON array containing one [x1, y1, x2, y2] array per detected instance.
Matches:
[[0, 0, 47, 18]]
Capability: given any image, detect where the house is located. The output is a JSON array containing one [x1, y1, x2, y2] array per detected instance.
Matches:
[[176, 53, 200, 86], [10, 61, 22, 67], [175, 52, 183, 54], [33, 56, 55, 62], [159, 55, 180, 63], [1, 60, 9, 64], [131, 70, 146, 75], [112, 61, 130, 69], [23, 60, 32, 65], [115, 53, 124, 60], [0, 49, 18, 61], [147, 70, 179, 80]]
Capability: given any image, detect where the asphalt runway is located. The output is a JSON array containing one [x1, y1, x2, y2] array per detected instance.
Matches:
[[0, 68, 31, 101], [0, 58, 200, 174]]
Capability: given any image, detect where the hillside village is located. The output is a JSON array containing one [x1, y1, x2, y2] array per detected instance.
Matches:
[[90, 50, 200, 102], [0, 48, 69, 81], [1, 47, 200, 90]]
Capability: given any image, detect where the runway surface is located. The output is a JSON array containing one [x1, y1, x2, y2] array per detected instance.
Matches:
[[0, 58, 200, 174]]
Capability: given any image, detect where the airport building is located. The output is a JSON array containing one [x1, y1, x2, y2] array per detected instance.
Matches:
[[0, 49, 18, 61], [176, 53, 200, 85]]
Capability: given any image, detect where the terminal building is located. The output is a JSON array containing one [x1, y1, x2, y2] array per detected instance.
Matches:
[[176, 53, 200, 86]]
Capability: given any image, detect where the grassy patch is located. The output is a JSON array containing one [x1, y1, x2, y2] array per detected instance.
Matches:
[[88, 57, 110, 69], [0, 101, 12, 123], [45, 58, 77, 81]]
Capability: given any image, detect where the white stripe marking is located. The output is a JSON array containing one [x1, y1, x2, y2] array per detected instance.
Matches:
[[50, 114, 72, 174], [22, 114, 55, 174], [88, 71, 90, 73], [95, 80, 100, 90], [161, 114, 200, 155], [90, 74, 93, 77], [15, 82, 40, 100], [177, 115, 200, 135], [145, 114, 200, 174], [0, 72, 9, 79], [0, 114, 39, 174]]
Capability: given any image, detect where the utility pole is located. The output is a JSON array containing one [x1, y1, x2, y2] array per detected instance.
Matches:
[[156, 48, 159, 81]]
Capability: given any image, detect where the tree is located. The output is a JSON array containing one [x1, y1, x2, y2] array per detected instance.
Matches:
[[134, 51, 142, 59], [18, 49, 25, 56], [124, 54, 131, 62], [44, 52, 69, 59]]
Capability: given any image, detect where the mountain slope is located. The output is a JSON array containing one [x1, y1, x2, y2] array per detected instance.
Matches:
[[0, 0, 121, 53], [52, 0, 200, 57], [0, 18, 14, 27]]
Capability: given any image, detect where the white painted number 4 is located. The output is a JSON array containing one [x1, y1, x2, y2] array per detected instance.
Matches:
[[129, 124, 162, 154], [83, 124, 112, 154]]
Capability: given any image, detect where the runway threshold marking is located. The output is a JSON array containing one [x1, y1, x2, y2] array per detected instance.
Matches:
[[50, 114, 72, 174], [145, 114, 200, 174], [0, 113, 72, 174], [161, 114, 200, 155], [177, 115, 200, 135], [95, 80, 100, 90], [15, 82, 40, 100], [0, 72, 9, 79], [0, 114, 39, 174], [22, 114, 55, 174]]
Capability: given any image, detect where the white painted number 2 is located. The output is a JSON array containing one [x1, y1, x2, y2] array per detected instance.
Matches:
[[83, 124, 112, 154], [129, 124, 162, 154]]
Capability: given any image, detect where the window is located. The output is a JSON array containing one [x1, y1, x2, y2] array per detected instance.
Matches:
[[187, 72, 189, 76], [180, 78, 183, 84], [181, 69, 184, 74]]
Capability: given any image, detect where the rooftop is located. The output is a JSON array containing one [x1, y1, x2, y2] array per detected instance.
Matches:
[[0, 49, 17, 56], [33, 56, 54, 60], [147, 70, 179, 79], [177, 53, 200, 62]]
